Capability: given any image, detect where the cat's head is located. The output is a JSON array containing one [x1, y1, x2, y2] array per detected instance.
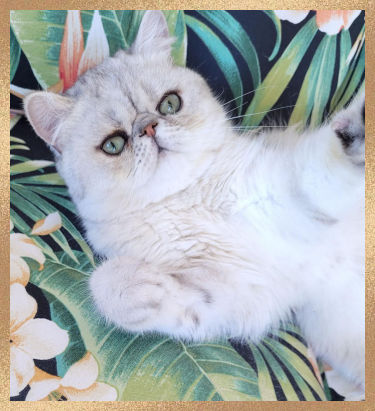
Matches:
[[24, 11, 227, 220]]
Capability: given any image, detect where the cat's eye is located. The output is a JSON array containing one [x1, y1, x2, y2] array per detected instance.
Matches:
[[158, 93, 181, 115], [101, 135, 126, 155]]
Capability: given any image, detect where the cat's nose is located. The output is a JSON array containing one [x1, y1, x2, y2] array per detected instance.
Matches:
[[142, 121, 158, 138]]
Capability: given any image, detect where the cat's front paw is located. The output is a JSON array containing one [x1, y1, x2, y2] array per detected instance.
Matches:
[[89, 257, 167, 332], [332, 91, 365, 165]]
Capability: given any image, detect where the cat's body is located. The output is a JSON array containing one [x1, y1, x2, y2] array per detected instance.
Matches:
[[24, 11, 365, 399]]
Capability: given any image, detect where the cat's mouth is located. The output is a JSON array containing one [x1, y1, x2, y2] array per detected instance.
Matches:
[[153, 135, 167, 154]]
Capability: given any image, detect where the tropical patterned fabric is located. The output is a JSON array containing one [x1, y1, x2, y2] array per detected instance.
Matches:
[[10, 10, 365, 401]]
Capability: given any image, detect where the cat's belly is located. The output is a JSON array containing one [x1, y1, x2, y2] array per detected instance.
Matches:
[[86, 192, 363, 290]]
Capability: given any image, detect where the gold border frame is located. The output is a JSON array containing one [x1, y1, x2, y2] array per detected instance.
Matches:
[[3, 1, 373, 408]]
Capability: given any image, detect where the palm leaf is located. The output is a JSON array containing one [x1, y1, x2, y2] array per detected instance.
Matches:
[[185, 14, 244, 113], [289, 35, 337, 126], [242, 17, 318, 127], [10, 207, 59, 262], [10, 25, 21, 82], [329, 26, 365, 113], [263, 11, 282, 61], [198, 11, 260, 96], [30, 252, 261, 401]]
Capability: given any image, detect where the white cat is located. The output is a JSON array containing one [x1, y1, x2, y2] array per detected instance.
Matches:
[[24, 11, 364, 399]]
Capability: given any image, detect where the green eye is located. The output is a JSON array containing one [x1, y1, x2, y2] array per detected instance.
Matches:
[[101, 135, 126, 155], [158, 93, 181, 115]]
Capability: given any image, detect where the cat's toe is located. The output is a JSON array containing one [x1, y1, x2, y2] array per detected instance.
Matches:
[[89, 257, 166, 332], [332, 92, 365, 164]]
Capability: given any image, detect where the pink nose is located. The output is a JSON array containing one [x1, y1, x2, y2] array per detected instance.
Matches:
[[143, 122, 158, 137]]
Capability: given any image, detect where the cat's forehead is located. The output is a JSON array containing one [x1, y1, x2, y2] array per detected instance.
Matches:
[[67, 52, 173, 103]]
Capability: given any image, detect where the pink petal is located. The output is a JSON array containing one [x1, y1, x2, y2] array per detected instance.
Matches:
[[316, 11, 345, 35], [59, 10, 84, 91], [78, 10, 109, 77], [10, 283, 37, 333], [61, 382, 117, 401], [274, 10, 310, 24], [10, 345, 35, 396], [61, 352, 98, 389], [13, 318, 69, 360]]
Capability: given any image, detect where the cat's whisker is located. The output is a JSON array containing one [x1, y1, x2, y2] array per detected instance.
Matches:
[[232, 125, 288, 128], [222, 85, 282, 107], [227, 105, 296, 121]]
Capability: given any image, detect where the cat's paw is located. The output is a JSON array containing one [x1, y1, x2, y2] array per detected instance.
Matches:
[[331, 91, 365, 165], [89, 257, 167, 332]]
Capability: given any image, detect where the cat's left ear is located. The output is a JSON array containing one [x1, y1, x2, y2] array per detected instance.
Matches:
[[130, 10, 173, 58], [24, 91, 73, 153]]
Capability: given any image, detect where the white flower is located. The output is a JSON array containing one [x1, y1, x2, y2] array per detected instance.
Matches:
[[10, 222, 45, 286], [78, 10, 110, 77], [26, 353, 117, 401], [275, 10, 361, 35], [31, 212, 62, 236], [10, 284, 69, 396]]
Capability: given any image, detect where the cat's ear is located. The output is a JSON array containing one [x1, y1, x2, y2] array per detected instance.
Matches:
[[130, 11, 173, 58], [24, 91, 73, 153]]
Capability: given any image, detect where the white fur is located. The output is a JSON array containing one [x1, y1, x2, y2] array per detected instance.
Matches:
[[24, 11, 365, 399]]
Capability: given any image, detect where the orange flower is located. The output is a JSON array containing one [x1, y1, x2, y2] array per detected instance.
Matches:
[[78, 10, 109, 77], [59, 11, 84, 91], [275, 10, 361, 35], [59, 10, 109, 91]]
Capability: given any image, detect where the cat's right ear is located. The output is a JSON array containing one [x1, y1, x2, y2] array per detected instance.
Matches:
[[130, 10, 173, 58], [24, 91, 73, 154]]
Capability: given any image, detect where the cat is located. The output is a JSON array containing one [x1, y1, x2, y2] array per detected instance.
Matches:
[[24, 11, 365, 400]]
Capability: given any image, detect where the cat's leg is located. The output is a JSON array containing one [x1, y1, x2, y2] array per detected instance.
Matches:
[[292, 91, 365, 218], [296, 265, 365, 400], [89, 255, 294, 341], [330, 91, 365, 166]]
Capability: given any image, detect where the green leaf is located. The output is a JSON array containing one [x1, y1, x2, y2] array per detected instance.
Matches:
[[96, 10, 129, 54], [30, 252, 261, 401], [329, 29, 365, 113], [263, 334, 326, 400], [10, 25, 21, 82], [13, 173, 66, 186], [185, 14, 243, 113], [43, 290, 86, 377], [10, 186, 79, 264], [334, 45, 364, 112], [10, 144, 29, 152], [11, 160, 54, 175], [164, 11, 187, 66], [10, 208, 59, 262], [10, 115, 21, 130], [10, 136, 26, 144], [198, 11, 260, 92], [310, 35, 337, 127], [263, 11, 282, 61], [290, 35, 337, 126], [31, 187, 95, 266], [10, 10, 67, 88], [10, 10, 93, 89], [337, 29, 352, 87], [242, 17, 318, 127], [257, 343, 300, 401], [249, 344, 277, 400]]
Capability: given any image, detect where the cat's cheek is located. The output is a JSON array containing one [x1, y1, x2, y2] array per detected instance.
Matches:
[[132, 142, 159, 186]]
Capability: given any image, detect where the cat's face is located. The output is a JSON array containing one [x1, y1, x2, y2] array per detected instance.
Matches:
[[24, 11, 227, 219]]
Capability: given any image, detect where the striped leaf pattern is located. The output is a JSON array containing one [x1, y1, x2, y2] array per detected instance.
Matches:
[[10, 10, 364, 401]]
